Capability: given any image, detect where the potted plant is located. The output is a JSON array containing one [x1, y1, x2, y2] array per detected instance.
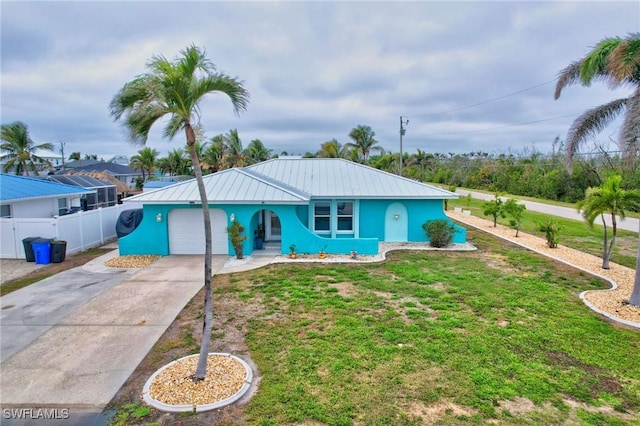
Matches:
[[226, 220, 248, 259], [318, 245, 327, 259], [289, 244, 297, 259], [254, 223, 265, 250], [350, 250, 358, 260]]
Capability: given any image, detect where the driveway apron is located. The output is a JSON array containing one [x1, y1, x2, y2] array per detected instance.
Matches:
[[0, 254, 227, 425]]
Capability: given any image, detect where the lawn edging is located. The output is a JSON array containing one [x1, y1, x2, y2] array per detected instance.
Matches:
[[449, 212, 640, 330]]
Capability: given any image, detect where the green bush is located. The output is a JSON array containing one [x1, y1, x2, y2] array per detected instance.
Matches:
[[537, 220, 561, 248], [422, 219, 456, 248]]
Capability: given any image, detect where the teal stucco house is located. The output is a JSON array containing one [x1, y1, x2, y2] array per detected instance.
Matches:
[[119, 157, 466, 256]]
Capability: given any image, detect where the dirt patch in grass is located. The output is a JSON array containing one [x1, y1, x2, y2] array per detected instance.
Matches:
[[407, 400, 476, 422], [328, 281, 357, 297], [500, 396, 537, 414]]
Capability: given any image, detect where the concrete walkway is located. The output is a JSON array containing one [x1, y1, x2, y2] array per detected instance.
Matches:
[[0, 250, 276, 425]]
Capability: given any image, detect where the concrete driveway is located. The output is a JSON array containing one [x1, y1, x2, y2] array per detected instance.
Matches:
[[0, 251, 274, 425]]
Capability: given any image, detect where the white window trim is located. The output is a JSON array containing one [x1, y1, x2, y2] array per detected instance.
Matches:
[[310, 199, 359, 238]]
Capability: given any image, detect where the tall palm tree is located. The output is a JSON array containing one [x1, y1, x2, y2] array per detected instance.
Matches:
[[246, 138, 272, 164], [555, 33, 640, 172], [221, 128, 246, 168], [317, 138, 347, 158], [158, 148, 189, 176], [346, 125, 383, 163], [556, 33, 640, 307], [110, 45, 249, 380], [577, 175, 640, 270], [408, 149, 434, 181], [129, 147, 159, 182], [1, 121, 54, 175], [202, 135, 226, 173]]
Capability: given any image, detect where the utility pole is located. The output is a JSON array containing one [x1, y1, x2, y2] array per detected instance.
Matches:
[[399, 116, 409, 176], [60, 141, 66, 171]]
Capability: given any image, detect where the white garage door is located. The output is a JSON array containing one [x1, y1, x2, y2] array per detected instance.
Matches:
[[168, 209, 228, 254]]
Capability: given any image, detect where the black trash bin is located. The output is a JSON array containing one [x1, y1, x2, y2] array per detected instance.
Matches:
[[22, 237, 41, 262], [50, 240, 67, 263]]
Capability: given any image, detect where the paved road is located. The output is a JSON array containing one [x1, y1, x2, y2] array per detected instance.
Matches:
[[455, 189, 639, 233]]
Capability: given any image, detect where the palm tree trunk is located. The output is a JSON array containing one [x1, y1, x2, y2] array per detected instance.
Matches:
[[601, 214, 610, 269], [629, 220, 640, 306], [186, 124, 214, 381]]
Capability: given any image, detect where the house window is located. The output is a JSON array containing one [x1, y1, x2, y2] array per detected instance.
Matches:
[[1, 205, 11, 218], [314, 201, 331, 232], [57, 198, 68, 215], [337, 201, 353, 231]]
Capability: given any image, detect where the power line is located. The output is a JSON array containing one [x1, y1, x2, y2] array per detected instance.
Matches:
[[420, 112, 580, 136], [415, 79, 556, 117]]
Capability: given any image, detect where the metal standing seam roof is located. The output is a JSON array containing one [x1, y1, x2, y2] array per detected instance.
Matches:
[[123, 158, 458, 204], [46, 175, 116, 189], [124, 168, 310, 204], [0, 173, 96, 203], [247, 158, 458, 199]]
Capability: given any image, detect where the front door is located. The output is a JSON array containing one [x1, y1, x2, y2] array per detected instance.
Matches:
[[265, 211, 281, 241], [385, 203, 408, 242]]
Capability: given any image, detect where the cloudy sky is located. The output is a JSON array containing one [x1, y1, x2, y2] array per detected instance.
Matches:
[[1, 1, 638, 162]]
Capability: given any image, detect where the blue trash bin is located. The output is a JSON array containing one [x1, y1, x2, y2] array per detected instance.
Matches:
[[32, 240, 51, 265]]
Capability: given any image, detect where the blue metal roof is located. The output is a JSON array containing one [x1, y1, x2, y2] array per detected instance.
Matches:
[[0, 173, 95, 203]]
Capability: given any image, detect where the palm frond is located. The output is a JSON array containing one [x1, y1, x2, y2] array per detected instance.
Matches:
[[554, 61, 582, 99], [164, 114, 185, 140], [199, 75, 250, 115], [109, 78, 153, 120], [125, 104, 168, 145], [580, 37, 622, 85], [565, 98, 627, 168], [179, 45, 215, 78], [608, 33, 640, 85], [621, 88, 640, 163]]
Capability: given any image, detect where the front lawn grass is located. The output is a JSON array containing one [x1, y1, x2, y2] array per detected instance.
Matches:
[[225, 230, 640, 425], [449, 197, 638, 269]]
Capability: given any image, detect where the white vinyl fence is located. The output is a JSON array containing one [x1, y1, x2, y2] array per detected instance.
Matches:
[[1, 204, 134, 259]]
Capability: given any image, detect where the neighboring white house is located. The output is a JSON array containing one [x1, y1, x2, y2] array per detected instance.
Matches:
[[0, 173, 95, 218], [0, 173, 128, 259]]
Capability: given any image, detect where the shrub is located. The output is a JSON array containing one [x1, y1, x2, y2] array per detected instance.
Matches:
[[537, 220, 561, 248], [422, 219, 455, 248], [483, 194, 505, 227]]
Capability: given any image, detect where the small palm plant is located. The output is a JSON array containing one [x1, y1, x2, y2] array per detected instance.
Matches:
[[537, 220, 561, 249], [577, 175, 640, 269], [226, 220, 248, 259]]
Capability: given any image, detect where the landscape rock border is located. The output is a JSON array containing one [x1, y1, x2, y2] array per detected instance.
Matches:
[[447, 211, 640, 329], [142, 352, 253, 413]]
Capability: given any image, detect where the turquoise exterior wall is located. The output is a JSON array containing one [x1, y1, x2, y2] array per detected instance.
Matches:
[[119, 198, 466, 257], [118, 204, 171, 256], [359, 199, 466, 244]]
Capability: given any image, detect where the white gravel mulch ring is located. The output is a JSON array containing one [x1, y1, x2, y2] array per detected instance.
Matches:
[[447, 211, 640, 328], [143, 353, 253, 412]]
